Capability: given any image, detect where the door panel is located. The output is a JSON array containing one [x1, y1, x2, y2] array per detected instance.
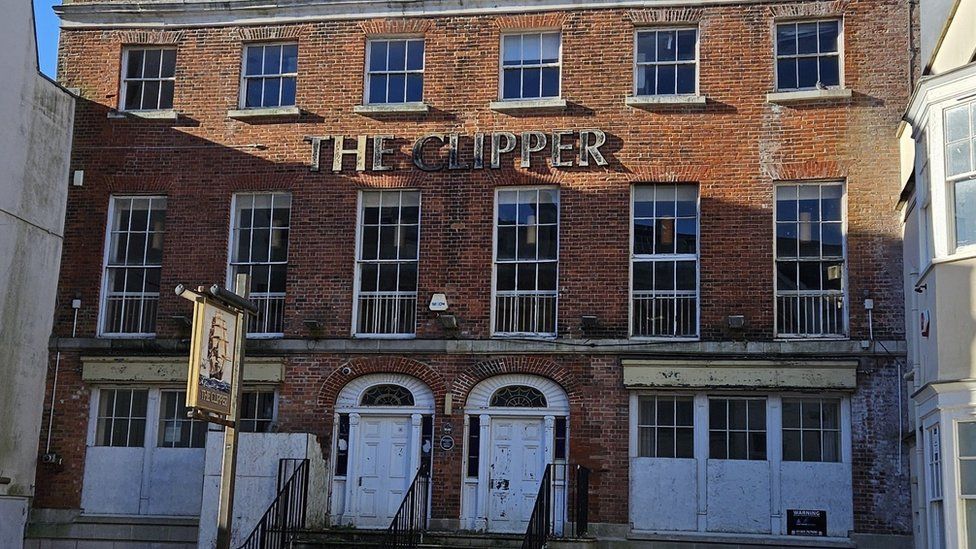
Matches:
[[488, 418, 545, 533], [354, 416, 412, 528]]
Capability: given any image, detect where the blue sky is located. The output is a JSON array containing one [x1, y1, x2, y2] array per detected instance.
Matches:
[[33, 0, 60, 77]]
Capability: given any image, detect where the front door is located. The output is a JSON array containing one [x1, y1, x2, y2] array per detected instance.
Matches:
[[354, 415, 413, 528], [487, 417, 546, 533]]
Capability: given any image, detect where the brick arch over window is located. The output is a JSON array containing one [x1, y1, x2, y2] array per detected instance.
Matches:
[[451, 356, 581, 408], [314, 356, 448, 415]]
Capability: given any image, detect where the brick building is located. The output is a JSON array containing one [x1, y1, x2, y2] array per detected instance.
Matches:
[[31, 0, 915, 546]]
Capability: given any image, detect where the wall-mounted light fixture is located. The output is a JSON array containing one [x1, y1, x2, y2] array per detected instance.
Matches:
[[437, 314, 459, 330]]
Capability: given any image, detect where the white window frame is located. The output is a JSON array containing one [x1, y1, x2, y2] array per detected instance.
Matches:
[[632, 27, 700, 97], [157, 390, 208, 448], [238, 41, 299, 110], [927, 425, 947, 549], [98, 195, 167, 338], [943, 99, 976, 252], [636, 394, 696, 458], [364, 36, 425, 105], [119, 47, 177, 112], [351, 189, 422, 338], [226, 192, 291, 338], [773, 181, 849, 339], [773, 18, 844, 92], [491, 186, 560, 338], [498, 30, 563, 101], [93, 387, 150, 447], [629, 184, 700, 340], [781, 397, 842, 462]]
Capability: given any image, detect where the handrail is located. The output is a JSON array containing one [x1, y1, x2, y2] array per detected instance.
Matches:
[[237, 458, 310, 549], [521, 464, 554, 549], [572, 465, 590, 538], [383, 461, 431, 549]]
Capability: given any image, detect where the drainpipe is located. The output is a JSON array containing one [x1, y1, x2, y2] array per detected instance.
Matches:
[[45, 299, 79, 455]]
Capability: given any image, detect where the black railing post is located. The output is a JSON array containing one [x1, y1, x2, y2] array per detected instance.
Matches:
[[574, 465, 590, 538], [237, 458, 309, 549], [383, 461, 431, 549]]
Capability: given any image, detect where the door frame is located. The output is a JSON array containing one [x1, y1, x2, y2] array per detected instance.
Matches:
[[330, 373, 436, 527], [461, 374, 570, 533]]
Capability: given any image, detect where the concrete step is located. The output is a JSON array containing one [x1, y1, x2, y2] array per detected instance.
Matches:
[[297, 529, 525, 548]]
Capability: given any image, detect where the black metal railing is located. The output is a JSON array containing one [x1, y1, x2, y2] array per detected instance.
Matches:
[[237, 458, 310, 549], [383, 461, 431, 549], [521, 464, 554, 549], [572, 465, 590, 538]]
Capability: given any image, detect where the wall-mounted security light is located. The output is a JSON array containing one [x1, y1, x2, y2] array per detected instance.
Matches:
[[170, 315, 192, 328], [728, 315, 745, 329], [303, 319, 323, 331]]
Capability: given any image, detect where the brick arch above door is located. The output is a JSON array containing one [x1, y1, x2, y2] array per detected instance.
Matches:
[[315, 356, 448, 415], [451, 356, 581, 408]]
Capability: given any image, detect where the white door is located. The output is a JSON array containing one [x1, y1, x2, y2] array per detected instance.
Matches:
[[354, 415, 413, 528], [487, 418, 546, 533]]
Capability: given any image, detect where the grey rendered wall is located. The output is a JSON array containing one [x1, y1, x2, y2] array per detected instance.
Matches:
[[0, 0, 74, 546]]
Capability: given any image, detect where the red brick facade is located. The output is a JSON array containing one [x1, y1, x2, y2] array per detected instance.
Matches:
[[37, 0, 913, 539]]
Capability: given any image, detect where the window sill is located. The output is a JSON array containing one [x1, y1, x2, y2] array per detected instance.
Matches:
[[353, 102, 430, 114], [227, 106, 301, 119], [352, 333, 417, 339], [492, 333, 558, 339], [775, 335, 849, 341], [489, 98, 567, 112], [98, 333, 157, 339], [108, 109, 179, 120], [625, 94, 707, 107], [766, 88, 852, 104]]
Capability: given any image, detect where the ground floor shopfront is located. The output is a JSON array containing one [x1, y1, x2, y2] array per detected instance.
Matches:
[[29, 346, 913, 547]]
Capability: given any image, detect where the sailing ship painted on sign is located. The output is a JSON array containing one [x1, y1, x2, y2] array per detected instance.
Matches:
[[189, 301, 239, 415]]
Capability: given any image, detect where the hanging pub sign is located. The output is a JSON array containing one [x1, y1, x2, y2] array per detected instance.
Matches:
[[304, 128, 610, 173], [185, 296, 243, 417], [786, 509, 827, 537]]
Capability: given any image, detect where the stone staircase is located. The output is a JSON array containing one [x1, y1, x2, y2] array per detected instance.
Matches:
[[296, 529, 525, 548]]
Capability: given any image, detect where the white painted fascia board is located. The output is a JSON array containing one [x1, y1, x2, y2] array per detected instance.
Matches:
[[227, 106, 301, 119], [904, 62, 976, 130], [489, 98, 567, 112], [625, 94, 707, 107], [765, 88, 852, 104], [56, 0, 810, 29], [353, 102, 430, 114]]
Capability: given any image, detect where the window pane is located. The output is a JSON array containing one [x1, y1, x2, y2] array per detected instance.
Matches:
[[960, 423, 976, 457], [388, 40, 406, 71], [948, 141, 973, 177], [961, 460, 976, 495], [246, 78, 263, 108], [676, 64, 695, 94], [522, 67, 541, 99], [141, 81, 160, 110], [406, 74, 423, 102], [541, 67, 559, 97], [159, 81, 175, 110], [522, 33, 541, 63], [656, 31, 677, 62], [125, 82, 142, 111], [947, 105, 972, 143], [796, 22, 818, 54], [676, 428, 694, 458], [818, 21, 839, 53], [784, 430, 801, 461], [956, 179, 976, 247], [280, 77, 296, 107], [819, 56, 840, 87], [144, 49, 161, 78], [502, 35, 521, 66], [797, 57, 818, 89], [126, 50, 144, 78], [246, 46, 263, 75], [709, 432, 726, 459], [777, 24, 797, 55], [263, 78, 281, 107], [370, 41, 388, 71], [369, 74, 387, 104], [636, 32, 655, 64], [503, 69, 521, 99], [388, 74, 406, 103], [282, 44, 298, 73], [636, 65, 655, 96], [778, 59, 797, 90], [657, 64, 676, 94], [676, 30, 696, 61], [541, 33, 559, 63], [263, 45, 281, 75], [161, 50, 176, 78], [407, 40, 424, 70]]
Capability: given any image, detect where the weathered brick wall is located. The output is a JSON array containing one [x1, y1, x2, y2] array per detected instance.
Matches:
[[37, 0, 913, 535]]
